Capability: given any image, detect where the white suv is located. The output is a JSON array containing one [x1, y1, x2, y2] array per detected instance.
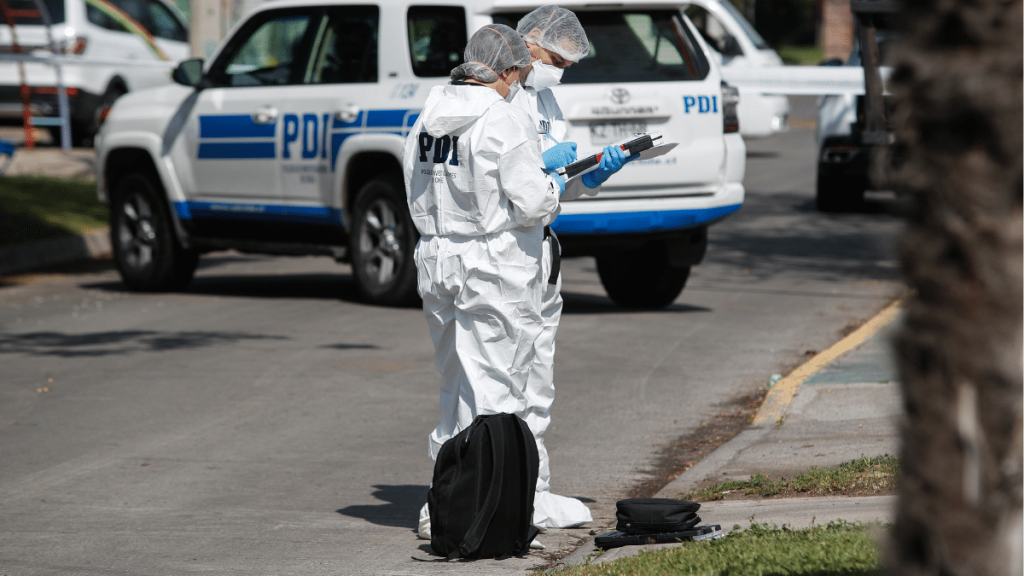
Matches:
[[0, 0, 189, 146], [96, 0, 745, 308]]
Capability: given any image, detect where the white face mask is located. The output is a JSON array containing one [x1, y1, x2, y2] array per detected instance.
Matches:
[[525, 60, 564, 89], [504, 80, 522, 102]]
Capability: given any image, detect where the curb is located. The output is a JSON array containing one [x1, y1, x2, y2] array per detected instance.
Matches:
[[655, 298, 903, 501], [0, 227, 111, 275], [751, 299, 902, 426]]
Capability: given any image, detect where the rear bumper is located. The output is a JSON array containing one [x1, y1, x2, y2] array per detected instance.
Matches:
[[0, 84, 101, 125], [553, 182, 744, 257]]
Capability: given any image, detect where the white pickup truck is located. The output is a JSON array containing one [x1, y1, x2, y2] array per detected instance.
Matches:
[[96, 0, 746, 308]]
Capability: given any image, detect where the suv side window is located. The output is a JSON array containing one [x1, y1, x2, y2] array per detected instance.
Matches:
[[86, 1, 129, 33], [684, 6, 740, 57], [146, 0, 187, 41], [494, 10, 710, 83], [207, 9, 318, 87], [85, 0, 186, 41], [305, 6, 379, 84], [407, 6, 466, 77]]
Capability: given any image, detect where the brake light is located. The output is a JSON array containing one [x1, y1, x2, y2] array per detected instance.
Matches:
[[62, 36, 88, 54], [32, 86, 80, 97], [721, 81, 740, 134]]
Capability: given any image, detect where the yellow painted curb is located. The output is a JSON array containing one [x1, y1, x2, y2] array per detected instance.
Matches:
[[751, 299, 903, 427]]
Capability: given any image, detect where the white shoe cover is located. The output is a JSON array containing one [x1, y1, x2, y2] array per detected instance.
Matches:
[[417, 502, 431, 540], [530, 538, 546, 550], [532, 491, 592, 529]]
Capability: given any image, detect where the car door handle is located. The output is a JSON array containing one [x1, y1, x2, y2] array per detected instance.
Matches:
[[335, 104, 361, 124], [252, 107, 278, 125]]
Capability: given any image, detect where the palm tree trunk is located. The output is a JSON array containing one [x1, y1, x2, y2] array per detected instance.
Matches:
[[889, 0, 1023, 573]]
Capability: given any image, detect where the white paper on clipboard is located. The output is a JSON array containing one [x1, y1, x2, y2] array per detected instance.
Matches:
[[631, 142, 678, 161]]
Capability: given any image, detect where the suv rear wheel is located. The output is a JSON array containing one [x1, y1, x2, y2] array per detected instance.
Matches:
[[111, 172, 198, 291], [596, 243, 690, 309], [349, 177, 419, 306]]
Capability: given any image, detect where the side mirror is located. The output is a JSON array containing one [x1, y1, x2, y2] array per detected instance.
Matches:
[[172, 58, 205, 87], [721, 35, 742, 57]]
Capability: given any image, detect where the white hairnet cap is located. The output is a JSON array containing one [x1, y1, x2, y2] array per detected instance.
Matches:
[[450, 24, 532, 83], [516, 5, 590, 63]]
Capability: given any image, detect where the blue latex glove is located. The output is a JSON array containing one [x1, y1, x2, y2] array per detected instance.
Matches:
[[550, 172, 566, 195], [542, 141, 577, 171], [581, 144, 636, 189]]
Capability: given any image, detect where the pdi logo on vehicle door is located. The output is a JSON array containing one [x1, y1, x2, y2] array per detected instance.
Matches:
[[683, 95, 719, 114]]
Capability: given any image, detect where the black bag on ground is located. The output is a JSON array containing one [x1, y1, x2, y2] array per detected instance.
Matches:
[[615, 498, 701, 534], [428, 413, 540, 559]]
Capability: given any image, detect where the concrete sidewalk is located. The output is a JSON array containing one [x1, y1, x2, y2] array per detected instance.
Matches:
[[556, 301, 903, 568]]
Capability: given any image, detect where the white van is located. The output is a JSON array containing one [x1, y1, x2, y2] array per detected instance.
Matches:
[[0, 0, 189, 145], [683, 0, 789, 137], [96, 0, 746, 309]]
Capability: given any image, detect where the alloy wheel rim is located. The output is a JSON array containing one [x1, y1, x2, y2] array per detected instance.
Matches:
[[117, 191, 157, 271], [359, 198, 404, 287]]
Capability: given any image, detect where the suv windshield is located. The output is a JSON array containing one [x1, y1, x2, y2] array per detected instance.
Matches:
[[717, 0, 769, 50], [493, 10, 709, 83]]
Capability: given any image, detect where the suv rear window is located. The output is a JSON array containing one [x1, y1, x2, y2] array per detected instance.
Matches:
[[6, 0, 64, 24], [493, 10, 709, 83]]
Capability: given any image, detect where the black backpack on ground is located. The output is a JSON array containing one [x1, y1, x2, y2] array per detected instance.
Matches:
[[615, 498, 701, 534], [428, 413, 540, 560]]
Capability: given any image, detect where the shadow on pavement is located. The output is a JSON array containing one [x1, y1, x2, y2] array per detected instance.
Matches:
[[561, 291, 711, 315], [336, 484, 428, 529], [0, 330, 289, 357], [82, 272, 365, 303], [708, 191, 906, 284]]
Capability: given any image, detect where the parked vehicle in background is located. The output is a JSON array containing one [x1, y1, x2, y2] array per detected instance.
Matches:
[[96, 0, 746, 309], [0, 0, 189, 146], [815, 5, 898, 212], [683, 0, 789, 137]]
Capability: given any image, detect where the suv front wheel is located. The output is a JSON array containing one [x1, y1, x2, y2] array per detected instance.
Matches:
[[349, 177, 419, 307], [111, 172, 198, 291], [596, 243, 690, 309]]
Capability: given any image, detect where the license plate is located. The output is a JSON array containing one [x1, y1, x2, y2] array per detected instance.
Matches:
[[589, 122, 648, 145]]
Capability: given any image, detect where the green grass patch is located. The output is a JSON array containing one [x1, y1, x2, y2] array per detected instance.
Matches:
[[550, 521, 885, 576], [778, 45, 826, 65], [0, 176, 108, 248], [685, 455, 899, 502]]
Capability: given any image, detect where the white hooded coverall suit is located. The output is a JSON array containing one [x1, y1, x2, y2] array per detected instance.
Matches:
[[508, 78, 596, 529], [403, 83, 562, 465]]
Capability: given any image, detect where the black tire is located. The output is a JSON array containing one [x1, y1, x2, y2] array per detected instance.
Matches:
[[110, 172, 198, 291], [596, 243, 690, 309], [816, 167, 866, 212], [349, 177, 419, 307], [94, 85, 126, 133]]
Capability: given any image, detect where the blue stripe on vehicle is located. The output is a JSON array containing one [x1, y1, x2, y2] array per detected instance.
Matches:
[[198, 142, 276, 159], [174, 201, 192, 219], [331, 132, 356, 172], [366, 109, 407, 128], [199, 115, 276, 138], [173, 201, 344, 225], [550, 204, 743, 235]]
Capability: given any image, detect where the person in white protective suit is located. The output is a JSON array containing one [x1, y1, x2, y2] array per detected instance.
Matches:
[[403, 24, 578, 544], [509, 5, 637, 530]]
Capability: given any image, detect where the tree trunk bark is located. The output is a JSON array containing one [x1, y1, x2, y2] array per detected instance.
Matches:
[[889, 0, 1023, 573]]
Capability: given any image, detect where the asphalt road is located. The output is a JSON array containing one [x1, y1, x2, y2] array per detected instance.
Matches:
[[0, 97, 905, 575]]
